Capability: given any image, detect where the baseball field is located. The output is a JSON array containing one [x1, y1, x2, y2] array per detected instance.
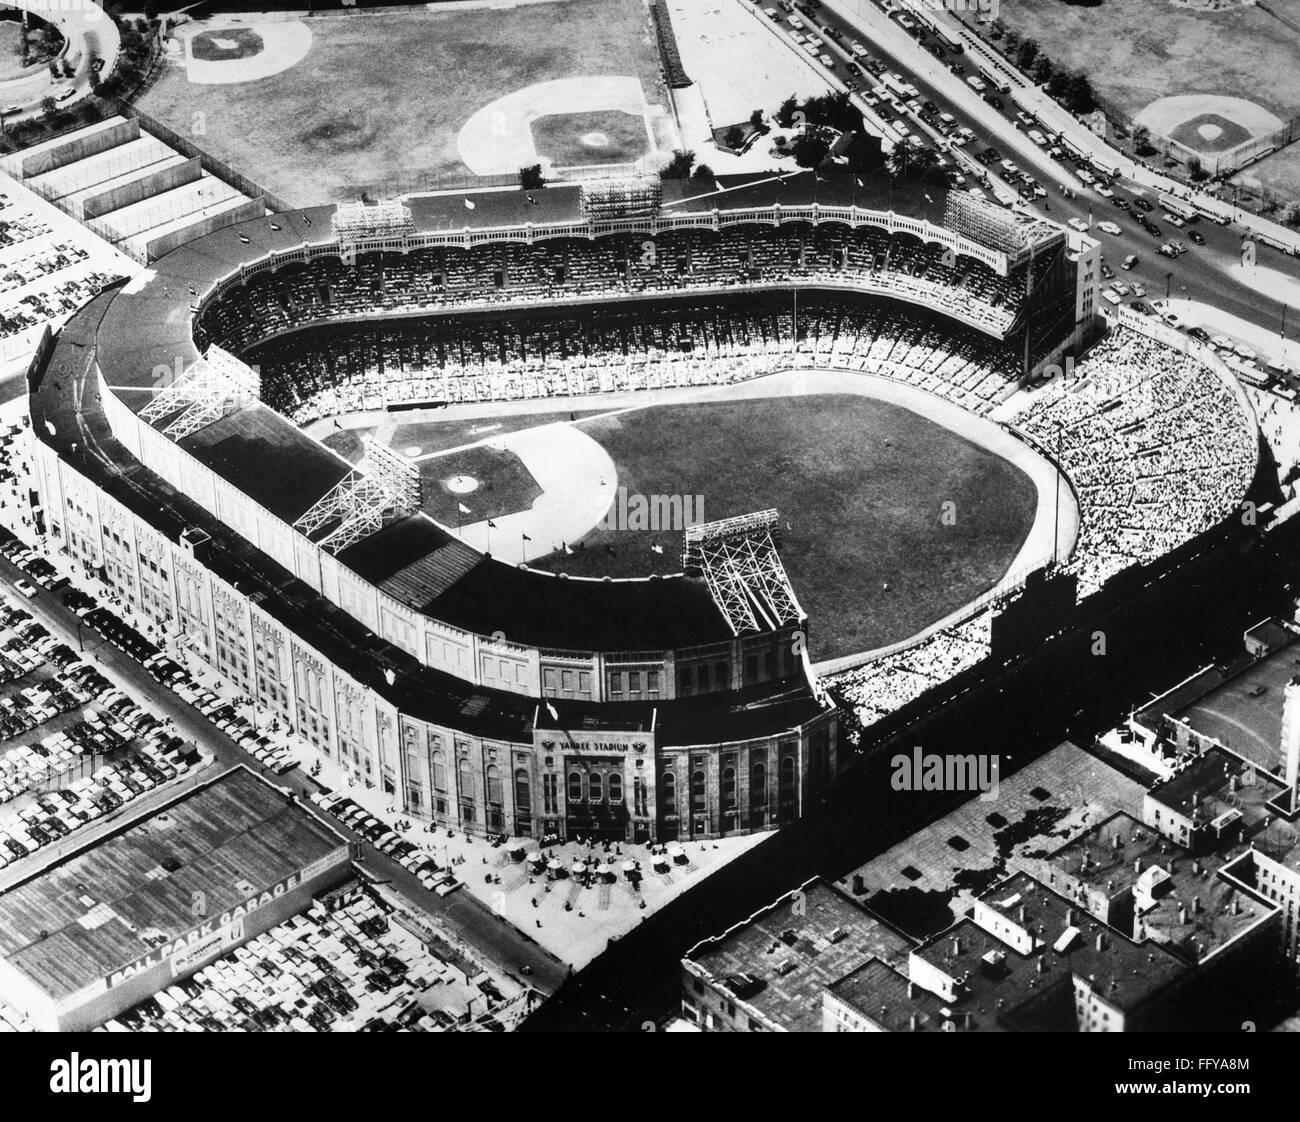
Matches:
[[137, 0, 672, 205]]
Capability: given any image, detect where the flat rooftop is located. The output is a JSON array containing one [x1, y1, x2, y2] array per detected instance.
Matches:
[[0, 767, 345, 1002], [684, 878, 912, 1032]]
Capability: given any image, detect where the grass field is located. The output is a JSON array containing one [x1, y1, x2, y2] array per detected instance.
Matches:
[[420, 444, 542, 526], [138, 0, 666, 205], [530, 109, 649, 166], [522, 393, 1035, 659], [979, 0, 1300, 121]]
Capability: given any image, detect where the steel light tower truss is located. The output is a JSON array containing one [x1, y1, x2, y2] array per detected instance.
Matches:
[[294, 435, 422, 554], [138, 345, 262, 441], [682, 510, 804, 636]]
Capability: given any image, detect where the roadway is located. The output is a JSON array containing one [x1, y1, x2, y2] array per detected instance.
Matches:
[[0, 498, 569, 997], [759, 0, 1300, 353]]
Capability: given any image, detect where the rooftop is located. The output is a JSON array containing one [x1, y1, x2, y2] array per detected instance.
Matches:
[[684, 877, 912, 1032], [0, 768, 346, 1002]]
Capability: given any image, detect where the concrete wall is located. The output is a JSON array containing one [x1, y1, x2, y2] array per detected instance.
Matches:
[[143, 196, 266, 263], [80, 157, 203, 221], [19, 117, 140, 179]]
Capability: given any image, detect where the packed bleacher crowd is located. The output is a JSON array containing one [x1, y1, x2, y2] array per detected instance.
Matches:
[[249, 294, 1022, 425], [196, 223, 1028, 356], [828, 325, 1258, 729], [1010, 326, 1258, 598]]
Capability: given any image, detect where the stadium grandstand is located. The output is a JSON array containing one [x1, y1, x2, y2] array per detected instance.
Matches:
[[20, 172, 1260, 846]]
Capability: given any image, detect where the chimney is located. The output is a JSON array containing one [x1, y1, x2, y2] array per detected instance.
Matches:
[[1018, 905, 1027, 925], [907, 981, 917, 999], [1178, 904, 1188, 925], [1112, 832, 1121, 850], [1066, 906, 1076, 924], [1192, 894, 1201, 914], [1232, 896, 1242, 916], [1134, 858, 1141, 873], [951, 936, 961, 956], [1095, 932, 1106, 952], [1036, 957, 1045, 974], [909, 1013, 918, 1032]]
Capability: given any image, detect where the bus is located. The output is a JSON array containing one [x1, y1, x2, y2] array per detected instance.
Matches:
[[1158, 194, 1199, 222]]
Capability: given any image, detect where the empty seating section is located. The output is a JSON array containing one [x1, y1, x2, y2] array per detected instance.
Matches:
[[244, 295, 1021, 425]]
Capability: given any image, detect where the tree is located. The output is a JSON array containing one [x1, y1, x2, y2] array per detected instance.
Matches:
[[1186, 154, 1206, 181], [1030, 55, 1054, 86], [776, 95, 799, 129], [1004, 28, 1021, 51], [1015, 38, 1039, 70], [40, 96, 56, 121], [790, 130, 831, 168], [1280, 201, 1300, 228], [1131, 124, 1152, 154], [659, 149, 696, 179], [1065, 73, 1097, 114], [47, 59, 57, 80], [989, 17, 1006, 38], [692, 163, 716, 188], [750, 109, 765, 132], [518, 163, 544, 191], [723, 124, 745, 150]]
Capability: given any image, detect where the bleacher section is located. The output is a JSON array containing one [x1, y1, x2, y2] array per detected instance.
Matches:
[[197, 222, 1027, 356], [829, 326, 1258, 727], [2, 117, 266, 264]]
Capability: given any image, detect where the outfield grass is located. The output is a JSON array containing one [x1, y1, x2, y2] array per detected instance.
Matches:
[[138, 0, 665, 205], [527, 393, 1036, 660], [977, 0, 1300, 121]]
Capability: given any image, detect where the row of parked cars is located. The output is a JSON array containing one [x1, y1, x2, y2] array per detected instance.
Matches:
[[312, 792, 461, 896], [141, 654, 301, 775], [103, 891, 463, 1032]]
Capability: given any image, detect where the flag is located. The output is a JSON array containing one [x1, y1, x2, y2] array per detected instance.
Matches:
[[563, 542, 573, 555], [650, 543, 664, 554], [545, 701, 559, 721], [302, 215, 312, 226], [269, 222, 281, 231], [384, 668, 396, 687], [187, 285, 196, 297], [464, 198, 476, 210], [522, 532, 532, 542], [458, 502, 471, 514], [856, 177, 866, 188], [527, 194, 538, 205], [238, 233, 250, 244], [924, 193, 933, 202]]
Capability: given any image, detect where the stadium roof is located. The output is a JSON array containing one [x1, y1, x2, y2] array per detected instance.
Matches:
[[0, 768, 345, 1002]]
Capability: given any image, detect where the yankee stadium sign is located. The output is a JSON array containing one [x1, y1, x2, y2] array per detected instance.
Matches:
[[105, 872, 304, 988]]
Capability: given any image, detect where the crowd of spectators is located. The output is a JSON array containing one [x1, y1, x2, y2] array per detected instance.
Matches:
[[249, 295, 1021, 425], [196, 223, 1026, 359], [828, 325, 1258, 730]]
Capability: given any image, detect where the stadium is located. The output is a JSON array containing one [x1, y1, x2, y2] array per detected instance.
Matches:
[[20, 170, 1266, 845]]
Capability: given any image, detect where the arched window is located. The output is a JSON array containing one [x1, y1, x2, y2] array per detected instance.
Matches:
[[457, 757, 473, 798], [721, 767, 737, 810], [486, 765, 502, 807], [431, 751, 446, 792], [691, 769, 706, 809], [661, 772, 676, 810], [568, 771, 583, 802], [779, 756, 796, 799], [588, 771, 603, 802], [514, 769, 530, 809], [609, 773, 623, 803], [751, 762, 767, 805]]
